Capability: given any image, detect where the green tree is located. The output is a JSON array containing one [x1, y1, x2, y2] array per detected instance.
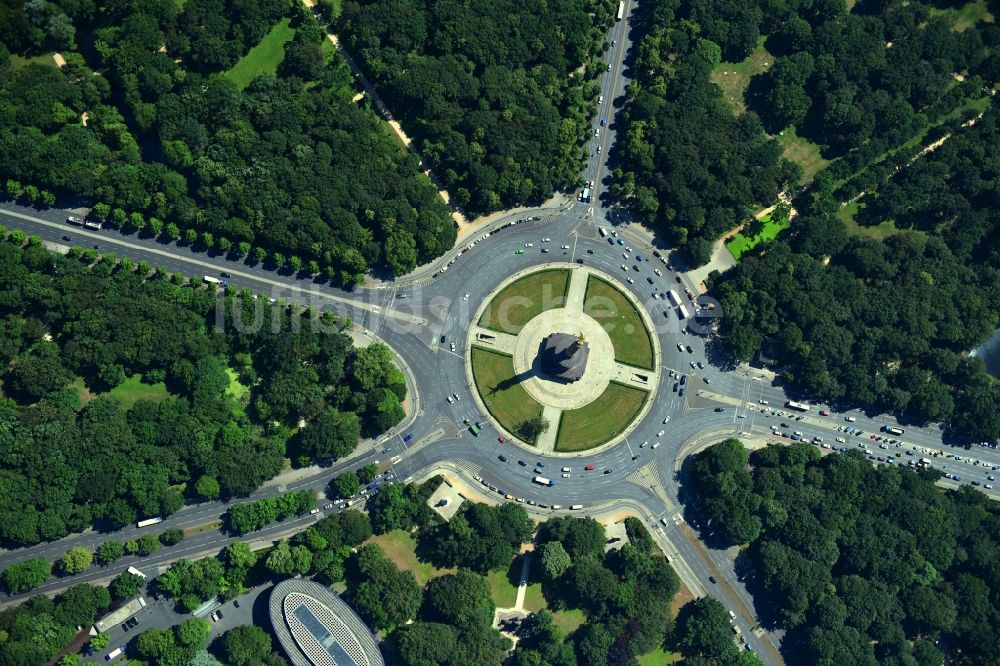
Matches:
[[109, 572, 144, 600], [673, 597, 741, 662], [517, 416, 550, 444], [3, 557, 51, 593], [90, 632, 111, 651], [96, 541, 125, 565], [539, 541, 572, 580], [136, 533, 161, 556], [331, 471, 361, 498], [194, 475, 221, 501], [222, 625, 275, 666], [423, 571, 495, 633], [265, 540, 312, 576], [176, 618, 211, 648], [159, 528, 184, 546], [358, 463, 379, 484]]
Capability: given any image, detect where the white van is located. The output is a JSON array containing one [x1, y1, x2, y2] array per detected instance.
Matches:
[[570, 504, 583, 510]]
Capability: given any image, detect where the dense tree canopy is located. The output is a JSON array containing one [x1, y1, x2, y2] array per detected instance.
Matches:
[[0, 241, 406, 547], [0, 584, 110, 665], [688, 439, 1000, 665], [714, 109, 1000, 441], [337, 0, 616, 213], [0, 0, 454, 281]]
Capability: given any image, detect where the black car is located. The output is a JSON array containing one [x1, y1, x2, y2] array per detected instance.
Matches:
[[673, 382, 678, 392], [679, 388, 686, 397], [675, 276, 682, 283], [536, 461, 545, 467], [603, 469, 612, 474], [518, 460, 527, 466], [587, 249, 594, 254], [679, 375, 687, 385], [646, 276, 654, 284], [781, 423, 789, 428], [686, 345, 693, 353], [714, 407, 725, 412], [121, 623, 130, 632], [62, 235, 72, 241], [440, 335, 446, 343], [233, 599, 240, 608], [576, 259, 584, 264], [498, 455, 508, 462], [709, 576, 717, 584], [93, 244, 100, 249], [220, 271, 232, 278]]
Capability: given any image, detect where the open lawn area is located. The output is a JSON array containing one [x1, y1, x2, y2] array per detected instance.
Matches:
[[225, 368, 249, 402], [471, 347, 544, 443], [929, 0, 993, 31], [552, 608, 586, 635], [583, 276, 654, 369], [710, 36, 771, 116], [725, 212, 791, 260], [10, 53, 58, 70], [365, 530, 452, 587], [775, 126, 829, 183], [479, 269, 570, 334], [637, 648, 680, 665], [224, 18, 295, 89], [555, 382, 648, 452], [71, 374, 170, 409], [488, 561, 520, 608]]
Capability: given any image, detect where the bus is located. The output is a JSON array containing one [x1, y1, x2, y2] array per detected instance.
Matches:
[[106, 646, 125, 661], [786, 401, 811, 412], [677, 304, 691, 319], [667, 290, 681, 306], [532, 476, 554, 487], [203, 275, 222, 285], [469, 424, 480, 437], [136, 517, 163, 528], [883, 426, 904, 436], [83, 220, 103, 230], [616, 1, 625, 20], [126, 566, 147, 579]]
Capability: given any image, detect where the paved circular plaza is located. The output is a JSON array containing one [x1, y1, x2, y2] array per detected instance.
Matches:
[[467, 264, 660, 453]]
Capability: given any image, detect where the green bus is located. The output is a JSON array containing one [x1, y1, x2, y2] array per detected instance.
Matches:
[[469, 424, 481, 436]]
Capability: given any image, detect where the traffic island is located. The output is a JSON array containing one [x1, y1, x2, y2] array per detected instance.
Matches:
[[468, 264, 660, 454]]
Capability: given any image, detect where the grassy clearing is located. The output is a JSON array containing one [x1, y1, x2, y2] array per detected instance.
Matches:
[[488, 565, 519, 608], [71, 374, 170, 409], [636, 648, 680, 665], [225, 368, 249, 401], [582, 276, 654, 369], [556, 382, 648, 452], [552, 608, 586, 635], [928, 0, 993, 31], [478, 269, 571, 334], [471, 347, 544, 443], [710, 36, 771, 116], [725, 212, 791, 260], [224, 18, 295, 89], [366, 530, 452, 586], [775, 126, 829, 183], [10, 54, 58, 70], [837, 201, 919, 241], [523, 582, 547, 613]]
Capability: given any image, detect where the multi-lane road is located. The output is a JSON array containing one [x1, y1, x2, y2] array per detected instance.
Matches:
[[2, 2, 997, 663]]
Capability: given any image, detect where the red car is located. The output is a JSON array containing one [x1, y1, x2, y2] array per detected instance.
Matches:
[[584, 465, 595, 471], [820, 410, 830, 416], [498, 436, 505, 444]]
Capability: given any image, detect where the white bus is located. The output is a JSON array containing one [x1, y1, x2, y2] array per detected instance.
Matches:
[[667, 290, 681, 306], [616, 1, 625, 20], [532, 476, 554, 487], [127, 566, 147, 579], [203, 275, 222, 285], [105, 646, 125, 661], [570, 504, 584, 510], [136, 517, 163, 528], [786, 401, 811, 412], [677, 304, 691, 319]]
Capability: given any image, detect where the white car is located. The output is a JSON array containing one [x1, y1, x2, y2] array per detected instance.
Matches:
[[525, 242, 533, 247], [623, 252, 630, 259], [542, 238, 551, 242], [450, 342, 456, 351], [627, 277, 634, 284], [651, 442, 660, 449], [657, 430, 665, 436], [677, 343, 684, 351], [621, 264, 628, 271], [595, 129, 599, 137], [562, 473, 570, 478], [561, 244, 570, 249], [447, 396, 454, 404], [663, 416, 670, 423], [654, 268, 662, 276], [463, 292, 470, 300]]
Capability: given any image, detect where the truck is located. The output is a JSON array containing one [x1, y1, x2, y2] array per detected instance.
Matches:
[[136, 517, 163, 528], [667, 290, 681, 306], [616, 1, 625, 20], [918, 457, 932, 467], [203, 275, 222, 285], [883, 425, 905, 436], [106, 646, 125, 661], [579, 187, 591, 203], [786, 400, 811, 412], [127, 566, 147, 579], [532, 476, 554, 487], [83, 220, 103, 230], [66, 215, 84, 226], [469, 424, 480, 437], [677, 304, 691, 319], [570, 504, 584, 510]]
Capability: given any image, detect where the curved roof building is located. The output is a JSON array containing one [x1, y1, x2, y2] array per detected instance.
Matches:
[[540, 332, 590, 382], [269, 578, 384, 666]]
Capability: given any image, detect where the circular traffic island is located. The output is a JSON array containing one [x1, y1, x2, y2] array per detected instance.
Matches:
[[468, 264, 660, 454]]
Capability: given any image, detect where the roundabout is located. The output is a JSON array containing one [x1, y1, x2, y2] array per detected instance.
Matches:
[[467, 264, 659, 453]]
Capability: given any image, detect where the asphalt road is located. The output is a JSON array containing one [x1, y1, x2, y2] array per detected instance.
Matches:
[[2, 5, 998, 662]]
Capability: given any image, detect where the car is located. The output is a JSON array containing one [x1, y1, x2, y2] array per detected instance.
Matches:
[[604, 469, 612, 474], [121, 623, 130, 632], [595, 129, 599, 137], [93, 244, 100, 249], [715, 407, 726, 412], [128, 617, 138, 628], [587, 248, 594, 254], [597, 146, 601, 153], [220, 272, 232, 278], [61, 235, 72, 241], [450, 342, 456, 352], [498, 455, 508, 462], [537, 461, 545, 467], [541, 248, 549, 253], [673, 382, 678, 392], [515, 249, 525, 254], [600, 117, 607, 126], [679, 375, 686, 385], [324, 503, 334, 510], [612, 39, 617, 46], [646, 276, 654, 284], [621, 264, 628, 271], [542, 238, 551, 242], [440, 335, 447, 343], [623, 252, 630, 259], [690, 361, 697, 368], [453, 392, 460, 401], [654, 268, 662, 276], [561, 244, 570, 249], [310, 508, 320, 514], [562, 473, 570, 478], [585, 465, 595, 470], [66, 215, 83, 224], [696, 361, 704, 369], [636, 254, 643, 261], [675, 275, 682, 283], [819, 410, 830, 416], [686, 345, 693, 353], [677, 343, 685, 352], [525, 242, 533, 247], [652, 442, 661, 449], [498, 436, 505, 443], [446, 396, 454, 403], [663, 416, 671, 423], [633, 265, 640, 272], [703, 377, 711, 384], [463, 292, 470, 300], [233, 599, 240, 608], [576, 258, 584, 264], [617, 238, 625, 245], [709, 576, 717, 584], [518, 460, 527, 466], [657, 430, 665, 436], [627, 277, 634, 284], [679, 387, 686, 397]]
